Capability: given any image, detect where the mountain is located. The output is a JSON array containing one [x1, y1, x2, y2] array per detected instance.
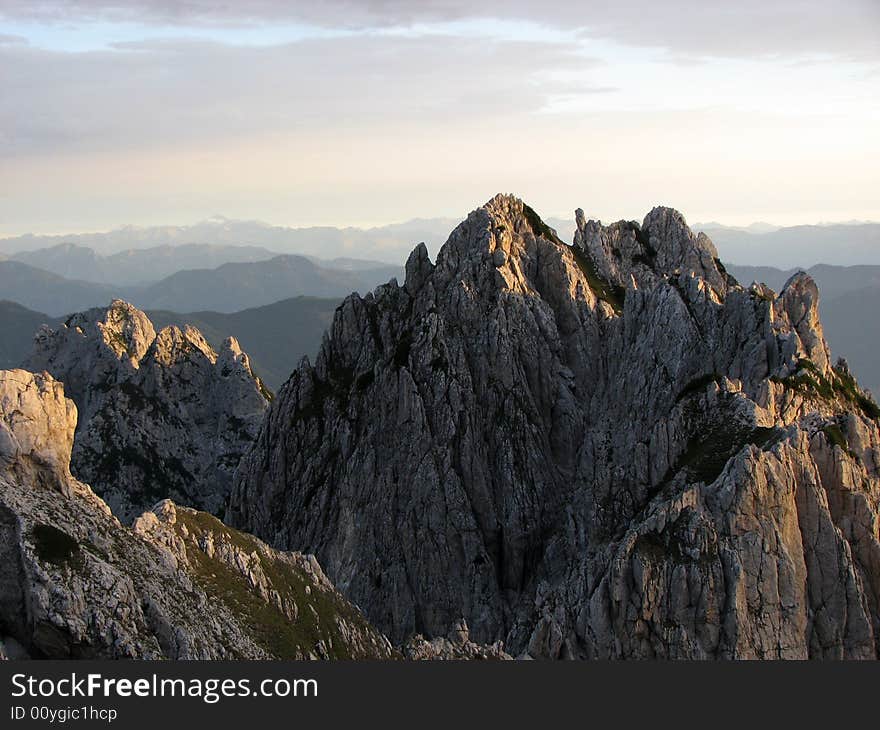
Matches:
[[307, 255, 408, 272], [728, 264, 880, 394], [0, 216, 456, 263], [10, 242, 283, 286], [4, 261, 877, 398], [0, 260, 119, 316], [727, 264, 880, 300], [695, 221, 781, 235], [0, 369, 393, 659], [0, 297, 342, 391], [148, 297, 340, 390], [0, 301, 60, 370], [24, 301, 271, 522], [822, 286, 880, 396], [230, 194, 880, 659], [134, 255, 401, 313], [703, 223, 880, 268], [0, 255, 400, 317]]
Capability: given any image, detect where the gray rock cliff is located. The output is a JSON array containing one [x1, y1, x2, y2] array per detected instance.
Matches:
[[24, 301, 270, 522], [230, 194, 880, 659], [0, 369, 392, 659]]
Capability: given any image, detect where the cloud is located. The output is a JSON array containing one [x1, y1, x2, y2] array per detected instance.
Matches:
[[0, 1, 877, 233], [2, 1, 878, 61], [0, 33, 603, 157]]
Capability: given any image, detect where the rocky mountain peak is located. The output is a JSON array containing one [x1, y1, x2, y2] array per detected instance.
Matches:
[[98, 299, 157, 364], [217, 336, 257, 380], [146, 323, 216, 368], [24, 301, 270, 522], [776, 271, 831, 376], [574, 204, 731, 300], [231, 195, 880, 658]]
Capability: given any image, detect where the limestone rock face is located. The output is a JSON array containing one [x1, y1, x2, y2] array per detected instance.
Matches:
[[24, 301, 270, 522], [0, 371, 392, 659], [0, 370, 78, 496], [230, 194, 880, 658]]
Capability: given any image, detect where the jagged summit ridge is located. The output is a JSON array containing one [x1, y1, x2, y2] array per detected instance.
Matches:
[[25, 300, 270, 522], [231, 194, 880, 659]]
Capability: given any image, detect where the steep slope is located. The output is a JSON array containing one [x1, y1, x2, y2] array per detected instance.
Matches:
[[230, 194, 880, 659], [727, 264, 880, 395], [24, 301, 270, 523], [0, 369, 392, 659]]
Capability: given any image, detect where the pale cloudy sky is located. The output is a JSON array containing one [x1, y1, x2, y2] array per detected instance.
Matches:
[[0, 0, 878, 234]]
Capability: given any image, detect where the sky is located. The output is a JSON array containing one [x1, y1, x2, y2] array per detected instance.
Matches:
[[0, 1, 878, 235]]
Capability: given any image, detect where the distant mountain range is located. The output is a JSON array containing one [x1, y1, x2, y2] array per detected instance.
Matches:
[[136, 255, 399, 313], [7, 242, 404, 287], [0, 255, 400, 316], [703, 223, 880, 268], [0, 301, 62, 370], [10, 243, 282, 286], [0, 216, 457, 264], [0, 261, 117, 316], [4, 216, 877, 272]]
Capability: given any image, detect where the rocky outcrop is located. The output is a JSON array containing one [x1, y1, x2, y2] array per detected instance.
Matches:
[[0, 369, 392, 659], [403, 620, 511, 660], [230, 194, 880, 659], [24, 301, 270, 522]]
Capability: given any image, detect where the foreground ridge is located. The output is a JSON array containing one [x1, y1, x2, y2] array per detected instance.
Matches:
[[0, 369, 393, 659], [230, 194, 880, 659]]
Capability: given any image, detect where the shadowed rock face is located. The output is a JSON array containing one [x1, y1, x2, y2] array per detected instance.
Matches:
[[0, 369, 393, 660], [24, 301, 270, 522], [230, 194, 880, 659]]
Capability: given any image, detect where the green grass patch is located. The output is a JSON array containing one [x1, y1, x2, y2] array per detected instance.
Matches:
[[675, 424, 779, 485], [633, 507, 718, 568], [568, 245, 625, 313], [175, 510, 377, 659], [821, 423, 857, 458], [522, 203, 563, 245], [774, 359, 880, 421]]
